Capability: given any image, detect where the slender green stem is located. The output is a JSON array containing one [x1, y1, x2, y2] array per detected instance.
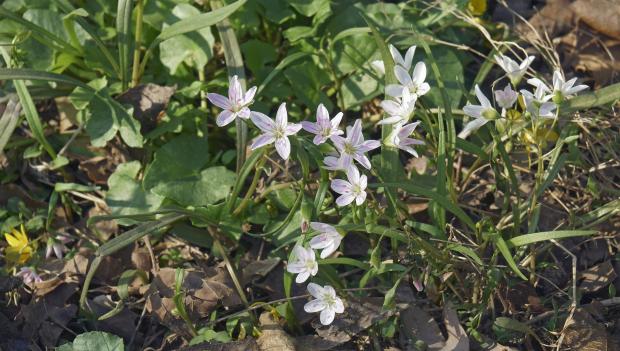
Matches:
[[130, 0, 145, 87], [233, 156, 266, 215]]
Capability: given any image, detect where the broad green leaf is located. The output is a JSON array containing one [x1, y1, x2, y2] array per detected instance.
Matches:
[[424, 47, 464, 109], [283, 26, 315, 42], [240, 39, 277, 76], [341, 71, 379, 110], [256, 0, 294, 24], [159, 4, 215, 74], [284, 60, 332, 110], [256, 52, 310, 95], [331, 34, 377, 76], [151, 166, 236, 207], [62, 331, 124, 351], [143, 135, 210, 190], [23, 9, 68, 41], [106, 161, 164, 226], [288, 0, 329, 17]]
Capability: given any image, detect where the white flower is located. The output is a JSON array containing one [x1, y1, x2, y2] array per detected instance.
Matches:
[[494, 54, 535, 85], [459, 85, 499, 139], [371, 60, 385, 75], [16, 267, 42, 284], [494, 84, 518, 109], [309, 222, 343, 259], [331, 119, 380, 170], [521, 81, 556, 119], [304, 283, 344, 325], [550, 70, 588, 102], [386, 62, 430, 99], [207, 75, 257, 127], [45, 234, 71, 259], [379, 87, 416, 126], [301, 104, 344, 145], [370, 44, 416, 75], [389, 44, 417, 71], [388, 122, 424, 157], [250, 103, 302, 160], [286, 245, 318, 283], [330, 165, 367, 207]]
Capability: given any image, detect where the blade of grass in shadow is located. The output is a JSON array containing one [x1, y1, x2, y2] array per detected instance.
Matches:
[[508, 230, 597, 247], [212, 0, 248, 173], [116, 0, 133, 90], [494, 235, 527, 280], [130, 0, 145, 87], [0, 68, 91, 89]]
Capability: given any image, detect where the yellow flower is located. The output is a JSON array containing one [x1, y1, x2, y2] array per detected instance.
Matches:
[[4, 225, 33, 265], [468, 0, 487, 16]]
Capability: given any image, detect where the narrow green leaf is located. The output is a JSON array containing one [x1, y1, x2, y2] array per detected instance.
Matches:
[[494, 236, 527, 280], [319, 257, 370, 270], [375, 182, 476, 230], [508, 230, 597, 247], [256, 52, 310, 95], [0, 100, 21, 153], [117, 0, 133, 90], [0, 68, 91, 89], [563, 81, 620, 112], [0, 49, 57, 159]]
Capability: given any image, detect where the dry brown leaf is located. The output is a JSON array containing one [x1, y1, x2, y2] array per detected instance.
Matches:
[[571, 0, 620, 40], [561, 308, 620, 351], [256, 312, 296, 351], [117, 83, 176, 132], [145, 267, 240, 337], [443, 302, 469, 351], [302, 297, 398, 350], [400, 302, 469, 351], [578, 260, 617, 293], [178, 338, 259, 351]]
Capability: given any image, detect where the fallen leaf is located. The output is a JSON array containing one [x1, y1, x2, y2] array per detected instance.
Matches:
[[401, 302, 469, 351], [256, 312, 296, 351], [578, 260, 617, 293], [571, 0, 620, 40], [304, 297, 398, 349], [443, 302, 469, 351], [145, 267, 240, 337], [117, 83, 176, 132], [178, 338, 259, 351], [561, 308, 620, 351]]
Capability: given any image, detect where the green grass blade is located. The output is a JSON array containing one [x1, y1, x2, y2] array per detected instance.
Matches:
[[116, 0, 132, 90], [1, 49, 57, 159], [563, 81, 620, 112], [212, 0, 248, 173], [0, 68, 91, 89], [494, 235, 528, 280], [507, 230, 597, 247], [363, 14, 404, 218], [374, 182, 476, 231]]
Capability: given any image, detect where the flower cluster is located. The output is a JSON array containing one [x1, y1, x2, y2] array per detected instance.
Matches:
[[209, 46, 429, 325], [459, 54, 588, 139]]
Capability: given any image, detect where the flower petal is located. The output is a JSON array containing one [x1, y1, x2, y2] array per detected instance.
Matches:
[[250, 134, 275, 150], [250, 111, 275, 132], [295, 271, 310, 283], [304, 299, 327, 313], [386, 84, 405, 98], [336, 193, 356, 207], [285, 123, 302, 135], [320, 308, 336, 325], [301, 121, 320, 134], [216, 110, 237, 127], [307, 282, 324, 298], [330, 179, 351, 194], [275, 102, 287, 127], [458, 118, 488, 139], [394, 65, 413, 87], [243, 86, 257, 105], [411, 62, 427, 85], [207, 93, 231, 110], [275, 137, 291, 160]]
